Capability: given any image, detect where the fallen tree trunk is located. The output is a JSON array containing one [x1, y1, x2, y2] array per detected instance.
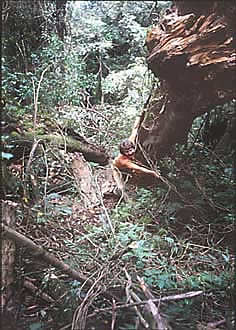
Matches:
[[8, 132, 109, 165], [135, 1, 236, 163]]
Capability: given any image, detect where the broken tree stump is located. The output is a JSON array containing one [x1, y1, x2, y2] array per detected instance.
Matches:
[[72, 152, 100, 208], [134, 1, 236, 163]]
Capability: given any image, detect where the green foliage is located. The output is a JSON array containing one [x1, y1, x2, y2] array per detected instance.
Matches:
[[103, 58, 150, 106], [2, 35, 96, 112], [31, 34, 96, 108], [70, 1, 154, 68], [2, 61, 34, 113], [4, 1, 235, 329]]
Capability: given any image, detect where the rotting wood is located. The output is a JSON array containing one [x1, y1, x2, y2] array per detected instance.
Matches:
[[72, 152, 116, 232], [134, 1, 236, 163], [7, 132, 109, 165], [72, 152, 100, 208]]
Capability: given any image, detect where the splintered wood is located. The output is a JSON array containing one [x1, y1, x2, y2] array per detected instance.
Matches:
[[72, 152, 100, 208], [133, 2, 236, 162], [146, 11, 236, 83]]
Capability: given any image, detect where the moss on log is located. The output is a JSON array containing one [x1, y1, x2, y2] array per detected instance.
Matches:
[[8, 132, 109, 165]]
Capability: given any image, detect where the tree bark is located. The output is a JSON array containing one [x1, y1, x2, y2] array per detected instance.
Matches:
[[1, 201, 17, 317], [72, 152, 100, 208], [55, 0, 67, 40], [136, 1, 236, 163]]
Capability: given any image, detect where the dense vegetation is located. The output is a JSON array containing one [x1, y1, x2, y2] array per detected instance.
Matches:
[[1, 1, 235, 329]]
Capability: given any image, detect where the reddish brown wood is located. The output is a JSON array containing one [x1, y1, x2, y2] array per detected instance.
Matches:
[[136, 1, 236, 161]]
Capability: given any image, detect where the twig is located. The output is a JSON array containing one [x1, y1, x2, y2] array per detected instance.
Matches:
[[195, 177, 230, 212], [138, 141, 189, 204], [25, 139, 42, 174], [130, 291, 150, 329], [88, 290, 203, 318], [111, 298, 117, 330], [41, 143, 49, 213], [207, 318, 226, 328], [124, 268, 132, 304], [32, 65, 51, 137], [71, 270, 105, 330]]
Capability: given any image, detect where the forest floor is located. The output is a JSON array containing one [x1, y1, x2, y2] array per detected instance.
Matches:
[[12, 157, 235, 330]]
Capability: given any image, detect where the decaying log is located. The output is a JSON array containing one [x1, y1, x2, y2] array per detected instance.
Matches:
[[7, 132, 109, 165], [136, 1, 236, 162], [72, 153, 116, 232], [72, 152, 100, 208]]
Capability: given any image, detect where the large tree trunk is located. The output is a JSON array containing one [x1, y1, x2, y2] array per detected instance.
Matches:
[[55, 0, 67, 41], [136, 1, 236, 163]]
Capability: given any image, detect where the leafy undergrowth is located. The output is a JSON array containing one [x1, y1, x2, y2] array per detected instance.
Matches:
[[11, 143, 235, 330]]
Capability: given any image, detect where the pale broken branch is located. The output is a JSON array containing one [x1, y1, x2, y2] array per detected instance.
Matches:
[[138, 276, 171, 330], [88, 290, 203, 318]]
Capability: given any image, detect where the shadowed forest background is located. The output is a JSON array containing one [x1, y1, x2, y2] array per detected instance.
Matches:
[[1, 1, 235, 329]]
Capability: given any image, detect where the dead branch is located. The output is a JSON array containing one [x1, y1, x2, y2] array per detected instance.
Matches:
[[138, 276, 171, 330], [88, 290, 203, 318], [1, 201, 17, 313], [111, 298, 117, 330], [207, 318, 226, 328], [2, 224, 92, 285], [2, 223, 120, 308], [32, 65, 51, 136], [124, 269, 149, 329]]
